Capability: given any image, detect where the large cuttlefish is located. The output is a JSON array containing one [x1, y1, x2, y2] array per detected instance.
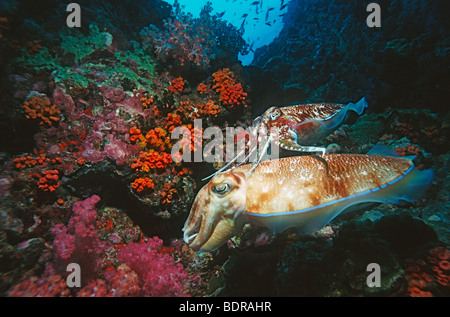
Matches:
[[183, 146, 434, 252], [204, 97, 368, 180]]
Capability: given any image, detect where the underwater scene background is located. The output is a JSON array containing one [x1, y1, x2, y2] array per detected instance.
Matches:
[[0, 0, 449, 297]]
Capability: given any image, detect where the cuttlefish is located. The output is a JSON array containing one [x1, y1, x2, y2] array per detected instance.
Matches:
[[183, 146, 434, 251], [204, 97, 368, 180]]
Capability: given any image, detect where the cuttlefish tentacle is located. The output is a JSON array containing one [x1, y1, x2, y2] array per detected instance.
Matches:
[[202, 123, 261, 181], [275, 137, 326, 155], [184, 148, 433, 252]]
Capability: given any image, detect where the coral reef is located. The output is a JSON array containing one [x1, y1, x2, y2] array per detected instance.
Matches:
[[212, 68, 248, 108], [3, 194, 201, 297], [404, 246, 450, 296], [0, 0, 251, 297], [51, 195, 109, 278], [141, 1, 248, 69], [117, 237, 194, 296], [0, 0, 448, 299], [131, 177, 155, 194]]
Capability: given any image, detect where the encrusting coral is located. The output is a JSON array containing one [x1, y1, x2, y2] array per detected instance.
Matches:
[[23, 95, 60, 126]]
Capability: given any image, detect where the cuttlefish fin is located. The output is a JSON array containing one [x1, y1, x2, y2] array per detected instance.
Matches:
[[318, 97, 368, 131], [367, 144, 401, 157], [348, 97, 368, 115], [292, 97, 368, 146], [367, 144, 434, 202]]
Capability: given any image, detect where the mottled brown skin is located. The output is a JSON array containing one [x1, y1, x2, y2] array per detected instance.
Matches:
[[184, 154, 413, 252], [203, 99, 367, 181], [260, 103, 348, 150], [244, 155, 411, 215]]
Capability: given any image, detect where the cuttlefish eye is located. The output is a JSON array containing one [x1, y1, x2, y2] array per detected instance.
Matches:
[[212, 182, 231, 195], [269, 108, 281, 120]]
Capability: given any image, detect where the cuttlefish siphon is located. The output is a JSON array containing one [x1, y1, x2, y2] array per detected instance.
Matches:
[[183, 146, 434, 251]]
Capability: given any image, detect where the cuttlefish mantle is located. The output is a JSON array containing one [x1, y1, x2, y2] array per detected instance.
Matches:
[[183, 147, 434, 252]]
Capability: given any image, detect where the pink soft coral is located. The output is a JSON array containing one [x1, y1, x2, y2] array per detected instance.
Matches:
[[51, 195, 110, 281], [118, 237, 190, 296]]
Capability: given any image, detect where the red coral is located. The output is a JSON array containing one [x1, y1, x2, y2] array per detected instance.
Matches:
[[176, 100, 201, 121], [168, 77, 185, 93], [177, 123, 203, 154], [7, 263, 70, 297], [199, 99, 221, 117], [197, 83, 208, 94], [77, 279, 108, 297], [131, 150, 173, 172], [395, 144, 421, 156], [145, 127, 170, 151], [404, 246, 450, 296], [131, 177, 155, 193], [117, 237, 190, 296], [212, 68, 247, 107], [13, 154, 61, 169], [394, 122, 419, 140], [129, 127, 144, 142], [140, 96, 154, 108], [104, 264, 141, 296], [37, 169, 60, 192], [7, 272, 70, 297], [164, 113, 182, 133]]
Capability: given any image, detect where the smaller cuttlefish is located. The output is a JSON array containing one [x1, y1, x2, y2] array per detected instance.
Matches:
[[183, 146, 434, 252], [257, 97, 368, 154], [204, 97, 368, 180]]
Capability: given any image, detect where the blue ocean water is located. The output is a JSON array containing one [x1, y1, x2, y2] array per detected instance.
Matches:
[[166, 0, 288, 65]]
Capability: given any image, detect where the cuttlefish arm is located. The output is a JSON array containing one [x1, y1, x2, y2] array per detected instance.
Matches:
[[184, 148, 433, 252]]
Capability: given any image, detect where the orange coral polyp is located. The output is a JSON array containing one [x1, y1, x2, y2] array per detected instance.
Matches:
[[23, 96, 60, 126], [199, 100, 221, 117], [438, 260, 450, 271], [131, 150, 173, 172], [145, 127, 170, 151], [131, 177, 155, 193], [212, 68, 247, 107], [13, 154, 60, 169], [129, 127, 144, 142], [169, 77, 185, 93], [197, 83, 208, 94], [160, 182, 177, 204], [140, 96, 154, 108], [38, 169, 60, 192]]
